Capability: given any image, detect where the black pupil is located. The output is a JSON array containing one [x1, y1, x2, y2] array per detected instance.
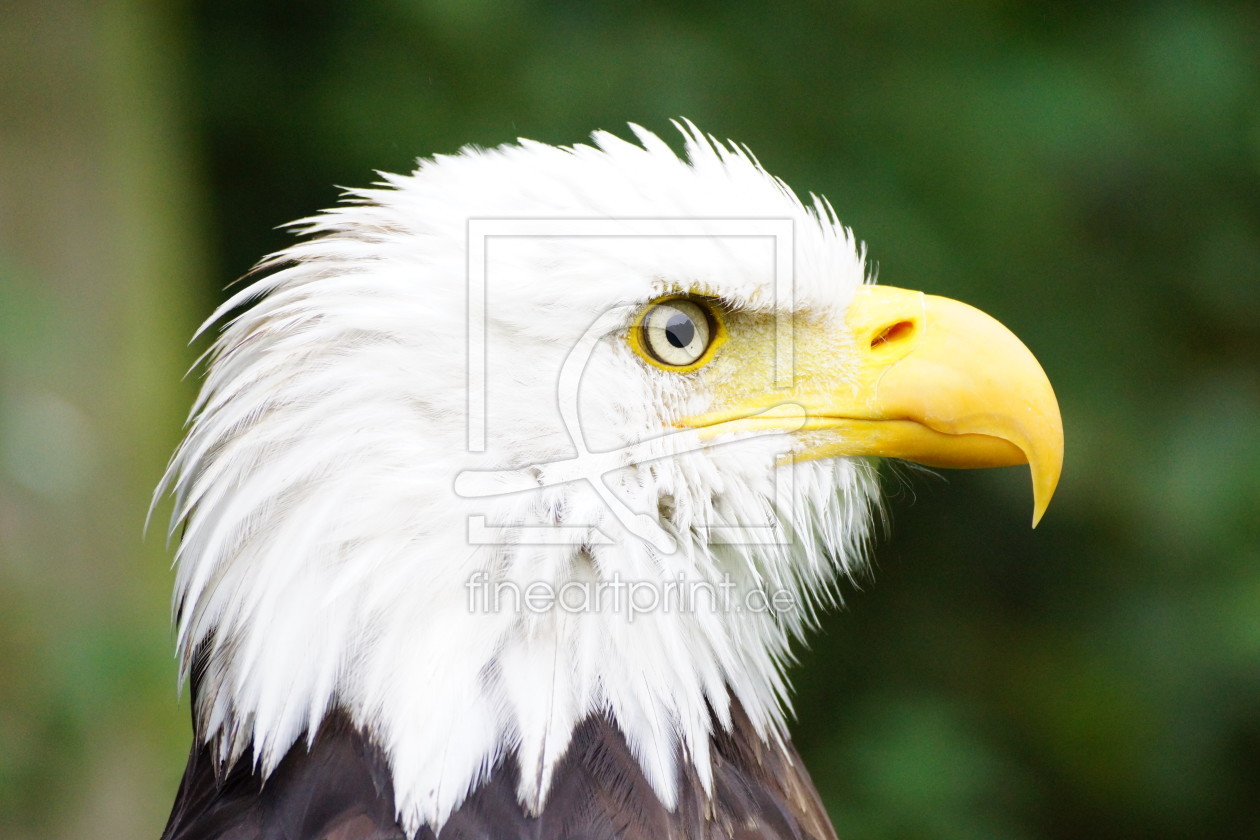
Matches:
[[665, 311, 695, 349]]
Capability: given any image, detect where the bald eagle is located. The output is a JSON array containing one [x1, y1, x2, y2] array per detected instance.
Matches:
[[156, 123, 1062, 840]]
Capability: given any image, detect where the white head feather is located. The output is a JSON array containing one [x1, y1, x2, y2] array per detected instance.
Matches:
[[158, 121, 881, 836]]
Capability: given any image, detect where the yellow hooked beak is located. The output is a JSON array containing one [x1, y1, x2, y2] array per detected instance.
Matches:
[[679, 286, 1064, 526]]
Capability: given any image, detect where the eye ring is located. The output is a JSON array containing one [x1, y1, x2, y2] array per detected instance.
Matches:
[[629, 296, 726, 371]]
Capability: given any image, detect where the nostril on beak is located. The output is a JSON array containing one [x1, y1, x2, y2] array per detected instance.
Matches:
[[870, 320, 916, 349]]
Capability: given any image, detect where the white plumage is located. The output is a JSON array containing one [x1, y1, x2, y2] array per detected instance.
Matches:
[[156, 121, 1060, 840]]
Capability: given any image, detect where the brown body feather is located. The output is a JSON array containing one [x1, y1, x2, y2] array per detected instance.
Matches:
[[161, 700, 836, 840]]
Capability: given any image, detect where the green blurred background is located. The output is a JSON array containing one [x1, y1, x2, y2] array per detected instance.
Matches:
[[2, 0, 1258, 837]]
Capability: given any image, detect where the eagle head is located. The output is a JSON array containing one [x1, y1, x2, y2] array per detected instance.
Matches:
[[158, 122, 1062, 837]]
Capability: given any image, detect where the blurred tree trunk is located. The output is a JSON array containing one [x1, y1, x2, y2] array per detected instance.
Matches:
[[0, 1, 202, 837]]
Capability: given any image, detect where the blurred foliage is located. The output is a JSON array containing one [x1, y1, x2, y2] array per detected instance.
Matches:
[[2, 0, 1258, 838], [1, 1, 204, 838]]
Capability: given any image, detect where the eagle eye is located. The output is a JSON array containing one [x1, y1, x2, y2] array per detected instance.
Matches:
[[631, 296, 724, 370]]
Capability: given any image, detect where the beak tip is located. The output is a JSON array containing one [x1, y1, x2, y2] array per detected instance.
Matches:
[[1028, 458, 1062, 529]]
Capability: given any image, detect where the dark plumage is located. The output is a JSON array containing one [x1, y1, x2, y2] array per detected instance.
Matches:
[[163, 700, 835, 840]]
